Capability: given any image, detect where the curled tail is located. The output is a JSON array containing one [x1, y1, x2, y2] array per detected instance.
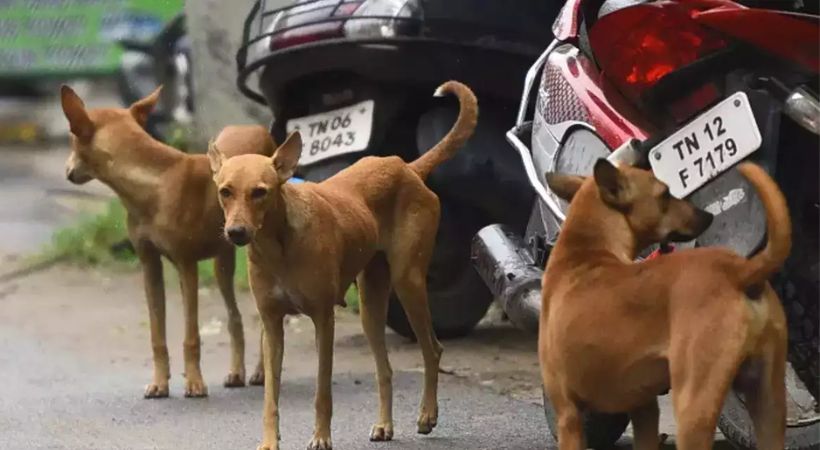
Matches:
[[410, 80, 478, 180], [737, 162, 792, 291]]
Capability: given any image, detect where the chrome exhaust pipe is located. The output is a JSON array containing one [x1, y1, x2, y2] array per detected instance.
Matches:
[[471, 224, 543, 334]]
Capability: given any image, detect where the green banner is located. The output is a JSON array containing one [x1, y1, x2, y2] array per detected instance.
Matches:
[[0, 0, 184, 79]]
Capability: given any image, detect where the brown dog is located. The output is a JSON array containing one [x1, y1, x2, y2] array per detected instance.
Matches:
[[60, 86, 271, 397], [207, 81, 477, 450], [541, 160, 789, 450]]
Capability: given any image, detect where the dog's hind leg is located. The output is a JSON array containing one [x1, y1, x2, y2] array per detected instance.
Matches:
[[357, 253, 395, 441], [178, 260, 208, 397], [670, 303, 748, 450], [138, 243, 170, 399], [389, 252, 442, 434], [739, 297, 787, 450], [215, 248, 246, 388], [630, 399, 660, 450], [249, 330, 265, 386]]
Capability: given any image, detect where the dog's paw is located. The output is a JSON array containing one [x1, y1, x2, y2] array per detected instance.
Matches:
[[184, 379, 208, 398], [256, 445, 279, 450], [416, 407, 438, 435], [369, 423, 394, 442], [249, 369, 265, 386], [143, 383, 169, 399], [223, 372, 246, 388], [306, 435, 332, 450]]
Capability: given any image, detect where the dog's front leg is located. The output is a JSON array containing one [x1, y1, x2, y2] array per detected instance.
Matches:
[[544, 384, 585, 450], [178, 260, 207, 397], [258, 311, 285, 450], [138, 244, 169, 398], [308, 308, 335, 450]]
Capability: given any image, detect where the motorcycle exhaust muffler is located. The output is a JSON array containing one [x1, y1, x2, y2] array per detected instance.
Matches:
[[471, 224, 543, 334]]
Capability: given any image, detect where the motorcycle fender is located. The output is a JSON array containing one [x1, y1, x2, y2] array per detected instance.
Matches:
[[689, 166, 766, 258]]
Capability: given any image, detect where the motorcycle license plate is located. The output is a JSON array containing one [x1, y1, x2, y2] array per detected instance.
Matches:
[[286, 99, 374, 167], [648, 92, 761, 198]]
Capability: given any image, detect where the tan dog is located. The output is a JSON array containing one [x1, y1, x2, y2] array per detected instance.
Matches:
[[60, 86, 272, 397], [540, 160, 789, 450], [207, 81, 477, 450]]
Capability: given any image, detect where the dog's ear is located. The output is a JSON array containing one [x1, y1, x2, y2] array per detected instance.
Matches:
[[207, 140, 225, 175], [545, 173, 585, 201], [272, 131, 302, 182], [60, 85, 94, 143], [130, 85, 162, 127], [594, 159, 630, 206]]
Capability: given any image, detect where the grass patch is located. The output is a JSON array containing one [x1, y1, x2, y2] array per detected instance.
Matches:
[[40, 199, 362, 312], [195, 246, 250, 290], [345, 284, 359, 313], [38, 199, 137, 268]]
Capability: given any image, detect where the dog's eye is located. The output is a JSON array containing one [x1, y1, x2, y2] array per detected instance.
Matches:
[[251, 187, 268, 200], [219, 187, 232, 199]]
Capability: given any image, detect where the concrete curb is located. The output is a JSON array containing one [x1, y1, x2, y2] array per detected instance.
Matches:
[[0, 255, 66, 285]]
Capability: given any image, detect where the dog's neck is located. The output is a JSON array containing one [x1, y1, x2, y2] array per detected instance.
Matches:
[[95, 130, 183, 216], [551, 183, 638, 264], [250, 182, 303, 263]]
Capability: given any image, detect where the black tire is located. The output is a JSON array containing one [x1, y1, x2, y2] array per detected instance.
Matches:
[[542, 391, 629, 449], [777, 251, 819, 402], [719, 389, 820, 450], [775, 121, 819, 404], [385, 199, 493, 340]]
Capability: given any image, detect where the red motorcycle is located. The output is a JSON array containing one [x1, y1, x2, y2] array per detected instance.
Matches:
[[472, 0, 819, 448]]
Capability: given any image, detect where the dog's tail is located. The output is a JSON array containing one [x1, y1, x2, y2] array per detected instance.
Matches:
[[410, 81, 478, 180], [737, 162, 792, 292]]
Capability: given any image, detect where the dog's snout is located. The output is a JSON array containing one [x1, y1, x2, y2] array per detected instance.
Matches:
[[65, 166, 92, 184], [226, 226, 251, 246]]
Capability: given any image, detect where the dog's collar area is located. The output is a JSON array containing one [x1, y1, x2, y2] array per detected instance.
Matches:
[[647, 243, 675, 260]]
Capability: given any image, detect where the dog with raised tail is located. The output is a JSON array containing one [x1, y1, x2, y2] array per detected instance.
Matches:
[[60, 86, 271, 398], [208, 80, 477, 450], [541, 160, 789, 450]]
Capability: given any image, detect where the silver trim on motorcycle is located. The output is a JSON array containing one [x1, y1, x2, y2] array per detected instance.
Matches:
[[507, 39, 568, 221], [506, 127, 567, 222], [784, 87, 820, 136], [515, 40, 557, 126]]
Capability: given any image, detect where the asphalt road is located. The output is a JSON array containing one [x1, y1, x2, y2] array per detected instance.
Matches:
[[0, 327, 547, 450], [0, 268, 552, 450]]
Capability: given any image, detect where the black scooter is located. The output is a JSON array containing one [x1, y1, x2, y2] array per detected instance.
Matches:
[[237, 0, 563, 338]]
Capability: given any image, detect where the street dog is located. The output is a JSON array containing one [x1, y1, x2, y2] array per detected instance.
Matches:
[[207, 80, 476, 450], [60, 86, 272, 397], [540, 160, 789, 450]]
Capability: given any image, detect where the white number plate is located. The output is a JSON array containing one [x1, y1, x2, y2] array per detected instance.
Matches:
[[648, 92, 761, 198], [286, 99, 374, 167]]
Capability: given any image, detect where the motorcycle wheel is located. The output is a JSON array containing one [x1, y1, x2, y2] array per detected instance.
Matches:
[[779, 242, 819, 402], [385, 199, 493, 339], [720, 228, 820, 450], [719, 367, 820, 450], [542, 390, 629, 449]]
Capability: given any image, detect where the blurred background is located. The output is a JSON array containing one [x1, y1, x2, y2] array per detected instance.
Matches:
[[0, 0, 277, 259]]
